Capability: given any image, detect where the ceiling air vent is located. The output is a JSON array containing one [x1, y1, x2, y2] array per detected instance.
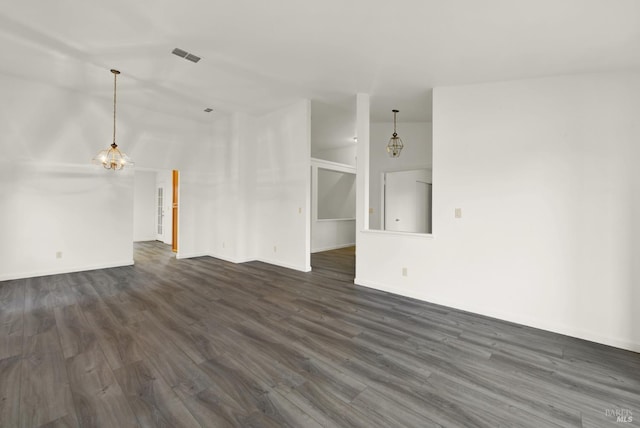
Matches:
[[172, 48, 201, 63], [185, 53, 201, 63], [172, 48, 188, 58]]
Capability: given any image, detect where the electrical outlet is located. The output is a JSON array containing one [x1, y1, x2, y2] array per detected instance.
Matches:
[[455, 208, 462, 218], [369, 207, 374, 214], [56, 251, 63, 259], [402, 267, 408, 277], [298, 207, 302, 214], [273, 246, 277, 253], [222, 242, 225, 248]]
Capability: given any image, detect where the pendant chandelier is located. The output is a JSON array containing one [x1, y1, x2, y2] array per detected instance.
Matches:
[[92, 69, 134, 170], [386, 109, 403, 158]]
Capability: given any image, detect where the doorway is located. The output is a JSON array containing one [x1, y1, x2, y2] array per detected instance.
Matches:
[[310, 246, 355, 281], [309, 158, 357, 282], [133, 169, 177, 252], [155, 170, 175, 247]]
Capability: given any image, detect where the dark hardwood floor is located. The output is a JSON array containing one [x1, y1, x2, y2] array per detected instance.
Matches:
[[311, 246, 355, 281], [1, 241, 639, 427]]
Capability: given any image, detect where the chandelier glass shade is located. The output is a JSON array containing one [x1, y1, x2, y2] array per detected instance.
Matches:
[[93, 143, 133, 170], [92, 69, 134, 170], [386, 109, 403, 158]]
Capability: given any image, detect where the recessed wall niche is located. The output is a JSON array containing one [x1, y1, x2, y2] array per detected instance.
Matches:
[[368, 96, 433, 233]]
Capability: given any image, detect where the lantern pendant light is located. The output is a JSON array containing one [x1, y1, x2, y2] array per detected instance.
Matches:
[[92, 69, 134, 170], [386, 109, 403, 158]]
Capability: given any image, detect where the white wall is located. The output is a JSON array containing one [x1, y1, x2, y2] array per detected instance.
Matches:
[[177, 171, 213, 259], [254, 100, 311, 271], [369, 122, 432, 229], [208, 113, 256, 263], [0, 76, 135, 280], [0, 71, 312, 279], [317, 169, 356, 219], [0, 163, 134, 280], [176, 102, 311, 271], [311, 158, 356, 253], [356, 72, 640, 352], [311, 220, 356, 254], [0, 72, 214, 280], [133, 170, 157, 242]]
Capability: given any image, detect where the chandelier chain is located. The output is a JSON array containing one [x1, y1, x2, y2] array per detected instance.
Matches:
[[393, 111, 397, 134], [387, 109, 403, 158], [113, 71, 117, 146], [92, 68, 132, 170]]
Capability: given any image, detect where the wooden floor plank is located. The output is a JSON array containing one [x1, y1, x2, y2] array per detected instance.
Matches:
[[80, 300, 143, 370], [173, 386, 248, 428], [0, 355, 22, 427], [245, 387, 325, 428], [113, 360, 201, 428], [2, 241, 639, 427], [279, 381, 382, 428], [65, 344, 138, 428], [425, 371, 581, 427], [0, 280, 25, 360], [23, 277, 56, 337], [20, 329, 77, 428], [350, 387, 442, 428], [197, 357, 270, 413], [54, 304, 98, 359], [311, 245, 355, 282]]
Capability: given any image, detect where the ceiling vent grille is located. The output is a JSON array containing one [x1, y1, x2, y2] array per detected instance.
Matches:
[[172, 48, 188, 58], [185, 53, 201, 63], [172, 48, 201, 63]]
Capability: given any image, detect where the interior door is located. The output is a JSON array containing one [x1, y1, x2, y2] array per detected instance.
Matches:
[[156, 187, 165, 241], [384, 169, 431, 233]]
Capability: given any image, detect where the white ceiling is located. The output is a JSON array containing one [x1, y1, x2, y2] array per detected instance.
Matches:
[[1, 0, 639, 148]]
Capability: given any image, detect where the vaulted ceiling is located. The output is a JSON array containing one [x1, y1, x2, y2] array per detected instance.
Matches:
[[1, 0, 639, 128]]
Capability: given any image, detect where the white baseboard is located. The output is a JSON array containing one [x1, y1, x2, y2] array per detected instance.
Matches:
[[207, 252, 254, 264], [256, 258, 311, 273], [176, 251, 209, 260], [0, 260, 135, 282], [311, 242, 356, 253], [177, 251, 311, 273], [133, 236, 157, 243], [177, 251, 312, 274], [354, 277, 640, 353]]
